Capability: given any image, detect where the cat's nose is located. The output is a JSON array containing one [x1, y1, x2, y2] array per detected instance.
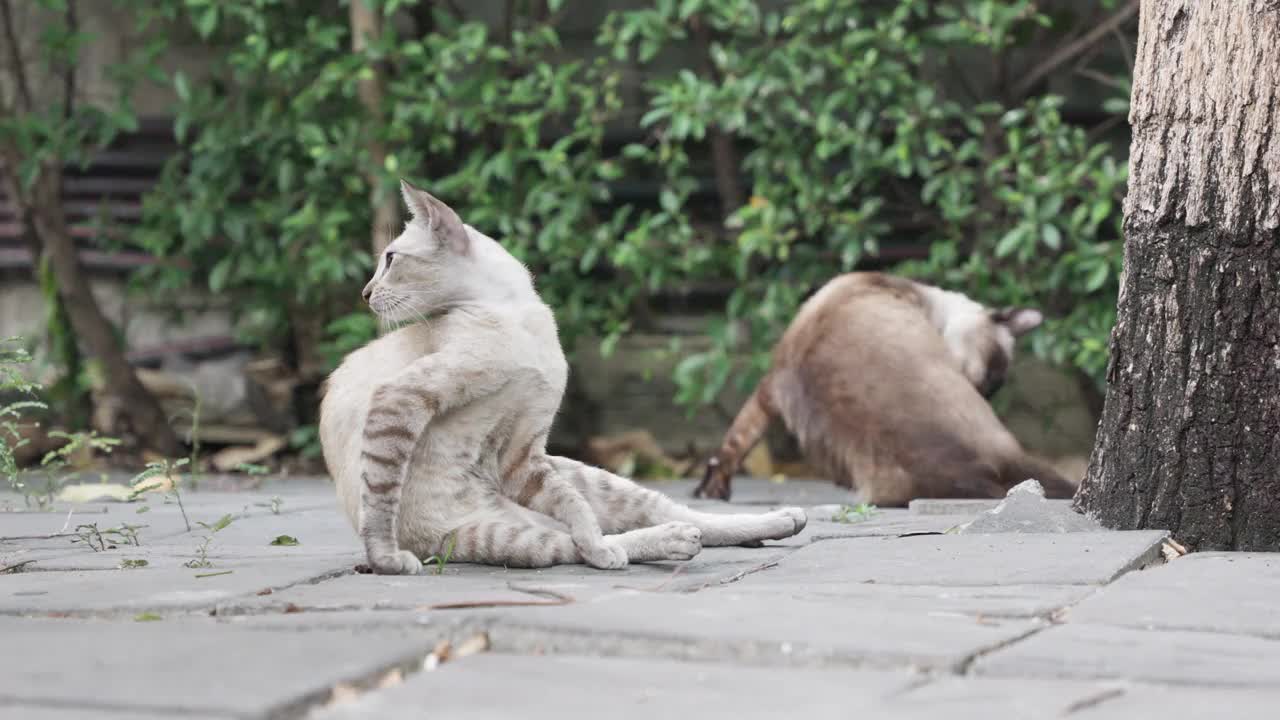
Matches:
[[361, 287, 372, 303]]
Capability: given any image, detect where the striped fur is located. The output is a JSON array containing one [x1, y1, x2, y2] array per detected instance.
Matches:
[[320, 182, 808, 574]]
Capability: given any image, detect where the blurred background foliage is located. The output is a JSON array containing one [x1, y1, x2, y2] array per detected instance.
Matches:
[[4, 0, 1134, 451]]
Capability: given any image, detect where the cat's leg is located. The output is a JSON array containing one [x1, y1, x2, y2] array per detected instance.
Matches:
[[358, 352, 509, 575], [694, 373, 779, 500], [447, 507, 700, 568], [507, 457, 627, 569], [550, 456, 807, 546]]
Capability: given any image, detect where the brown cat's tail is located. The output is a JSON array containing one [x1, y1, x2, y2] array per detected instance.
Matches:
[[1000, 452, 1079, 499], [694, 378, 776, 501]]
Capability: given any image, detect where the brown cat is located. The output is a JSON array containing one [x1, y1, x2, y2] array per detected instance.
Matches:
[[694, 272, 1076, 504]]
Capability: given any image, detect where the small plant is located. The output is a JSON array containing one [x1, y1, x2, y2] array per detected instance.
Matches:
[[120, 558, 149, 569], [131, 458, 191, 531], [423, 534, 457, 576], [31, 430, 121, 509], [831, 503, 878, 524], [185, 513, 234, 569], [71, 522, 143, 552], [134, 612, 162, 622], [1, 337, 47, 501], [270, 534, 299, 546]]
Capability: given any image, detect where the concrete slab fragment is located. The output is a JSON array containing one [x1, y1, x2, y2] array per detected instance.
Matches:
[[312, 652, 917, 720], [975, 622, 1280, 688], [909, 498, 1005, 515], [0, 704, 230, 720], [954, 480, 1101, 534], [747, 532, 1167, 586], [1067, 552, 1280, 638], [0, 617, 442, 717]]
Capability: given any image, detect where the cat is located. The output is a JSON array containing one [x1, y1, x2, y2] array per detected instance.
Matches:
[[319, 180, 807, 574], [693, 271, 1077, 504]]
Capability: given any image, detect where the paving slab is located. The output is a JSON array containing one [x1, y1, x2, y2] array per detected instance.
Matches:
[[0, 554, 359, 616], [722, 581, 1093, 618], [888, 676, 1280, 720], [1067, 552, 1280, 638], [908, 498, 1006, 515], [0, 616, 443, 718], [0, 704, 230, 720], [311, 652, 917, 720], [740, 532, 1168, 587], [486, 589, 1041, 670], [975, 622, 1280, 688]]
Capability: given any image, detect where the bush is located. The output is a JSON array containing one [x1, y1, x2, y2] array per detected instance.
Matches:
[[131, 0, 1129, 412]]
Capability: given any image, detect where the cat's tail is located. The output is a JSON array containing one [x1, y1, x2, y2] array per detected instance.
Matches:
[[1000, 451, 1079, 499], [694, 377, 777, 501]]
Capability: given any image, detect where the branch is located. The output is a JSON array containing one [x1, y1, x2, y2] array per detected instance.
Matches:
[[0, 0, 32, 112], [62, 0, 77, 120], [1010, 0, 1139, 101]]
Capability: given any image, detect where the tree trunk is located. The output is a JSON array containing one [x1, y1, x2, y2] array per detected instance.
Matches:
[[349, 0, 398, 256], [1076, 0, 1280, 550], [0, 164, 183, 457]]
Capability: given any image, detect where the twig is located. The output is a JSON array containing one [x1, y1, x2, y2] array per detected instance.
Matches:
[[1010, 0, 1139, 101], [613, 564, 687, 592], [194, 570, 234, 578], [0, 559, 37, 573], [417, 585, 574, 610], [0, 532, 78, 541]]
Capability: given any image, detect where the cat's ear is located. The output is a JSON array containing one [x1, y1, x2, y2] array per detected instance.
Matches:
[[991, 307, 1044, 337], [400, 179, 469, 254]]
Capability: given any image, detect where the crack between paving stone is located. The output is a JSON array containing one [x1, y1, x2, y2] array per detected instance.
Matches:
[[952, 622, 1050, 676]]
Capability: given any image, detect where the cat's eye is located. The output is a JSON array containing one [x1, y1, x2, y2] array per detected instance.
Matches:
[[384, 251, 396, 267]]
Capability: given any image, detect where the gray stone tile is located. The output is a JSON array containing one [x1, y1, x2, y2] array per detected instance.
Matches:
[[888, 676, 1280, 720], [975, 622, 1280, 688], [0, 704, 230, 719], [0, 617, 442, 717], [722, 581, 1093, 618], [312, 652, 917, 720], [489, 590, 1040, 671], [745, 532, 1168, 587], [1067, 552, 1280, 638], [1069, 683, 1280, 719], [0, 555, 359, 615], [909, 498, 1006, 515]]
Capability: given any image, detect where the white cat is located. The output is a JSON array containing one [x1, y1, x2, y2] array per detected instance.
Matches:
[[320, 181, 807, 574]]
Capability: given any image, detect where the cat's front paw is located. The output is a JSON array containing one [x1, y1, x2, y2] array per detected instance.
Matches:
[[652, 522, 702, 560], [368, 549, 424, 575], [579, 537, 629, 570]]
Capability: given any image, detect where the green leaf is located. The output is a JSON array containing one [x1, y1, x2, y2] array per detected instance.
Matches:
[[1084, 263, 1110, 292], [1040, 223, 1062, 250], [270, 535, 300, 546], [134, 612, 162, 622], [995, 226, 1028, 258]]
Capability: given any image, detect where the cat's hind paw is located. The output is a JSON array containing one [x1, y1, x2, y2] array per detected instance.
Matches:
[[367, 549, 424, 575]]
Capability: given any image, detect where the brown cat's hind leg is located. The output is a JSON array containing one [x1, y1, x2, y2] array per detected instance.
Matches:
[[695, 378, 778, 500], [551, 456, 807, 546]]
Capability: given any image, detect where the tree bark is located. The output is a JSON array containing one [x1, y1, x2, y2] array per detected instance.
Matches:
[[1, 164, 183, 457], [349, 0, 398, 256], [1076, 0, 1280, 550]]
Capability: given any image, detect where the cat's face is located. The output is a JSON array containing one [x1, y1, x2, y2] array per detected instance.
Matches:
[[918, 283, 1043, 398], [362, 181, 471, 322], [957, 305, 1043, 399]]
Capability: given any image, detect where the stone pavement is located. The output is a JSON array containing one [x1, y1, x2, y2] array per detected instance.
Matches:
[[2, 476, 1278, 719]]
